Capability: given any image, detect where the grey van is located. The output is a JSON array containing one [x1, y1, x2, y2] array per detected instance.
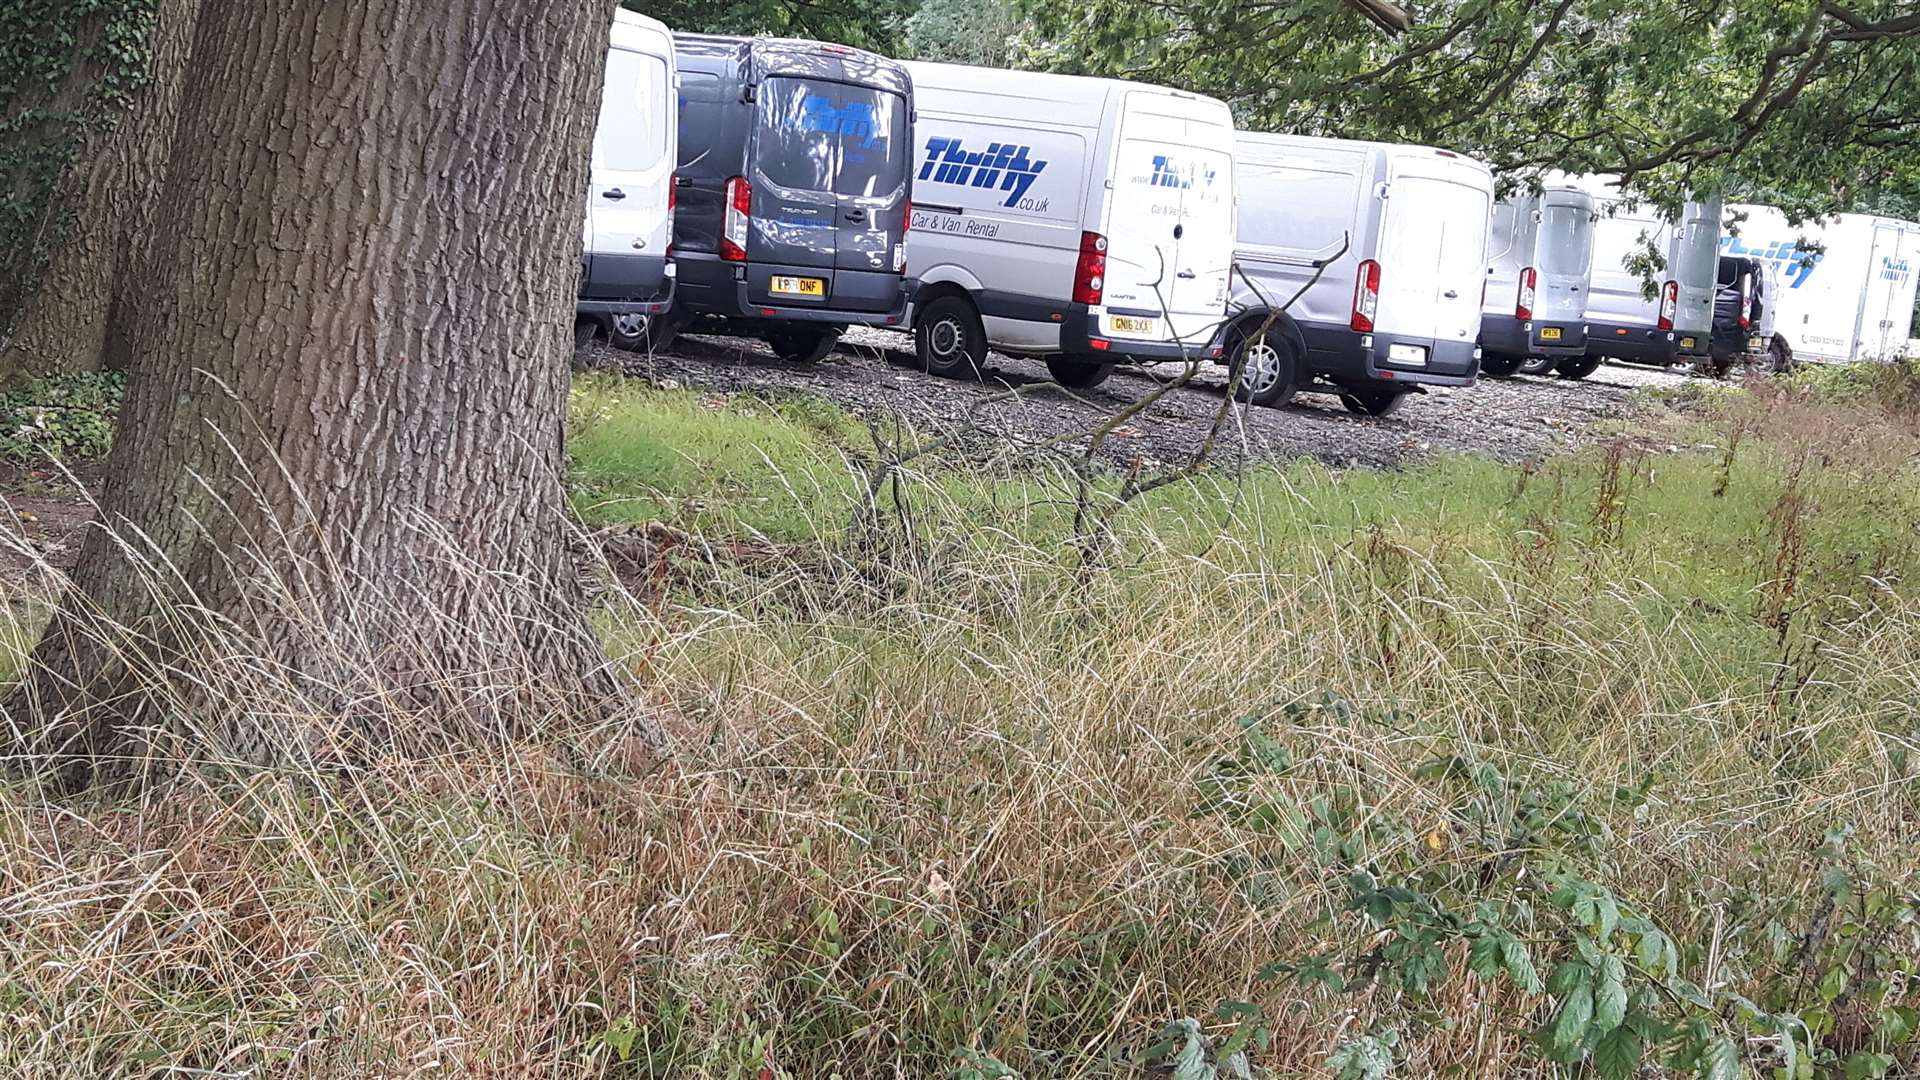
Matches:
[[665, 36, 914, 363]]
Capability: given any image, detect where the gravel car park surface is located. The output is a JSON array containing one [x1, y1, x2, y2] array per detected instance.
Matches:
[[595, 325, 1697, 471]]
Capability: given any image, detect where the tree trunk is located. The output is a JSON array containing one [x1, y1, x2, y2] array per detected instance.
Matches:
[[0, 0, 202, 385], [6, 0, 630, 784]]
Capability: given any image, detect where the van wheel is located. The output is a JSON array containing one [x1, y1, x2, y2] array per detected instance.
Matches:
[[1764, 337, 1792, 374], [766, 326, 841, 364], [1517, 355, 1556, 376], [1480, 354, 1524, 378], [607, 312, 648, 352], [915, 294, 987, 379], [1339, 387, 1409, 417], [1555, 355, 1602, 379], [1227, 326, 1300, 407], [1047, 358, 1113, 389]]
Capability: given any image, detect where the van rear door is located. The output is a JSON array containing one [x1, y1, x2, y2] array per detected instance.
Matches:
[[1864, 221, 1917, 358], [752, 77, 908, 311], [1105, 95, 1234, 352], [587, 41, 674, 282], [1536, 193, 1594, 322], [1377, 157, 1490, 346]]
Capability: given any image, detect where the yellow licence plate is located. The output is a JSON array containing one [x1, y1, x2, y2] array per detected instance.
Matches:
[[1110, 315, 1158, 335], [1680, 336, 1697, 349], [770, 275, 826, 297], [1539, 326, 1562, 341]]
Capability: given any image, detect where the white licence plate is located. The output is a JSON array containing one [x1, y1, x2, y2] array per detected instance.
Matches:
[[770, 275, 826, 298], [1108, 314, 1160, 337], [1388, 343, 1429, 366]]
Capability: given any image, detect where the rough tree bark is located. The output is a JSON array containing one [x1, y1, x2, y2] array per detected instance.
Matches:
[[5, 0, 629, 782], [0, 0, 202, 384]]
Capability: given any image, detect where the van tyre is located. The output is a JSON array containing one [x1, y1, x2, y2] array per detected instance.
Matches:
[[1480, 354, 1524, 378], [608, 312, 648, 352], [1518, 355, 1556, 376], [1555, 355, 1602, 380], [915, 294, 987, 380], [1339, 387, 1409, 417], [1048, 358, 1113, 389], [766, 326, 841, 364], [1227, 326, 1301, 407]]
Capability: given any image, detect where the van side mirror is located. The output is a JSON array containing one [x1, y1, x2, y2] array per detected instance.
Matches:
[[742, 84, 756, 104], [1530, 209, 1544, 223]]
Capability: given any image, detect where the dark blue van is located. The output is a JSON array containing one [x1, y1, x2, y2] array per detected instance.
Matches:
[[663, 36, 915, 363]]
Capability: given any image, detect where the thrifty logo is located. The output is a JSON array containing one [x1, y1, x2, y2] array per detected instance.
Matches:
[[918, 138, 1047, 208], [799, 97, 880, 149], [1720, 235, 1823, 289], [1147, 155, 1217, 190]]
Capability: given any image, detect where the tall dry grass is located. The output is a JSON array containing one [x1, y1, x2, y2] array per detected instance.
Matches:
[[0, 379, 1915, 1077]]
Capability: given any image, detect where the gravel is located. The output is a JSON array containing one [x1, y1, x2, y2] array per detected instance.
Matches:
[[590, 325, 1697, 471]]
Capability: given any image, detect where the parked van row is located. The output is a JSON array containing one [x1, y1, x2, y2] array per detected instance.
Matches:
[[581, 11, 1917, 421], [577, 11, 1494, 417]]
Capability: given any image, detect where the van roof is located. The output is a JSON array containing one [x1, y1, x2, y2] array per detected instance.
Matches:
[[1236, 131, 1492, 178], [900, 60, 1230, 118], [674, 33, 913, 97], [610, 8, 670, 48]]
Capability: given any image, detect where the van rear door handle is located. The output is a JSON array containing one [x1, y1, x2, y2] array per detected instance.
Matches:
[[1177, 269, 1197, 279], [844, 208, 867, 223], [602, 188, 626, 200], [1443, 289, 1459, 298]]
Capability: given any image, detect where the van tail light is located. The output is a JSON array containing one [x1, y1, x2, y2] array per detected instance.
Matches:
[[721, 176, 750, 262], [1738, 272, 1752, 329], [1657, 280, 1678, 331], [1351, 259, 1380, 332], [896, 198, 911, 275], [1073, 231, 1107, 306], [1516, 266, 1537, 321], [665, 175, 678, 258]]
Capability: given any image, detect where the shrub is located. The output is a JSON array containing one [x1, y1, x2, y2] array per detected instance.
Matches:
[[0, 370, 124, 462]]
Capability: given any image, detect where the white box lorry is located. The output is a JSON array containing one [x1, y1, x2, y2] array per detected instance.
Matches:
[[1722, 205, 1919, 363]]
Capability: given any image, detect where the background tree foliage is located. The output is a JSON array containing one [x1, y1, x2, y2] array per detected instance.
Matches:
[[1023, 0, 1920, 215]]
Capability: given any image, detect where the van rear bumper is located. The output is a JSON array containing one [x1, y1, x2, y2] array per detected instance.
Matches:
[[1584, 320, 1709, 365], [1059, 305, 1227, 362], [1300, 323, 1480, 387], [675, 252, 908, 326], [577, 253, 674, 316], [1480, 314, 1587, 357]]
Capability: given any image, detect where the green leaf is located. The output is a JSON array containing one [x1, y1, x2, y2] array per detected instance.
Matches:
[[1845, 1051, 1894, 1080], [1819, 965, 1849, 1003], [1593, 1024, 1642, 1080], [1701, 1035, 1740, 1080], [1548, 960, 1590, 996], [1468, 934, 1504, 981], [1594, 956, 1628, 1034], [1553, 982, 1594, 1050], [1501, 938, 1543, 994], [1879, 1006, 1916, 1043]]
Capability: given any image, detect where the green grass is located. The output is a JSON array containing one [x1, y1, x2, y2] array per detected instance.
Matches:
[[567, 377, 871, 540], [2, 375, 1917, 1076]]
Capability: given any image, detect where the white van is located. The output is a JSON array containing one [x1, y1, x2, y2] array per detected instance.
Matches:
[[1722, 205, 1918, 363], [1479, 184, 1595, 377], [900, 61, 1235, 388], [1225, 134, 1491, 415], [1572, 181, 1721, 376], [575, 10, 678, 350]]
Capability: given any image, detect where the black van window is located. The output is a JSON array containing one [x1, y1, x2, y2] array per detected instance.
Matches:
[[1716, 258, 1740, 287], [755, 77, 906, 198]]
